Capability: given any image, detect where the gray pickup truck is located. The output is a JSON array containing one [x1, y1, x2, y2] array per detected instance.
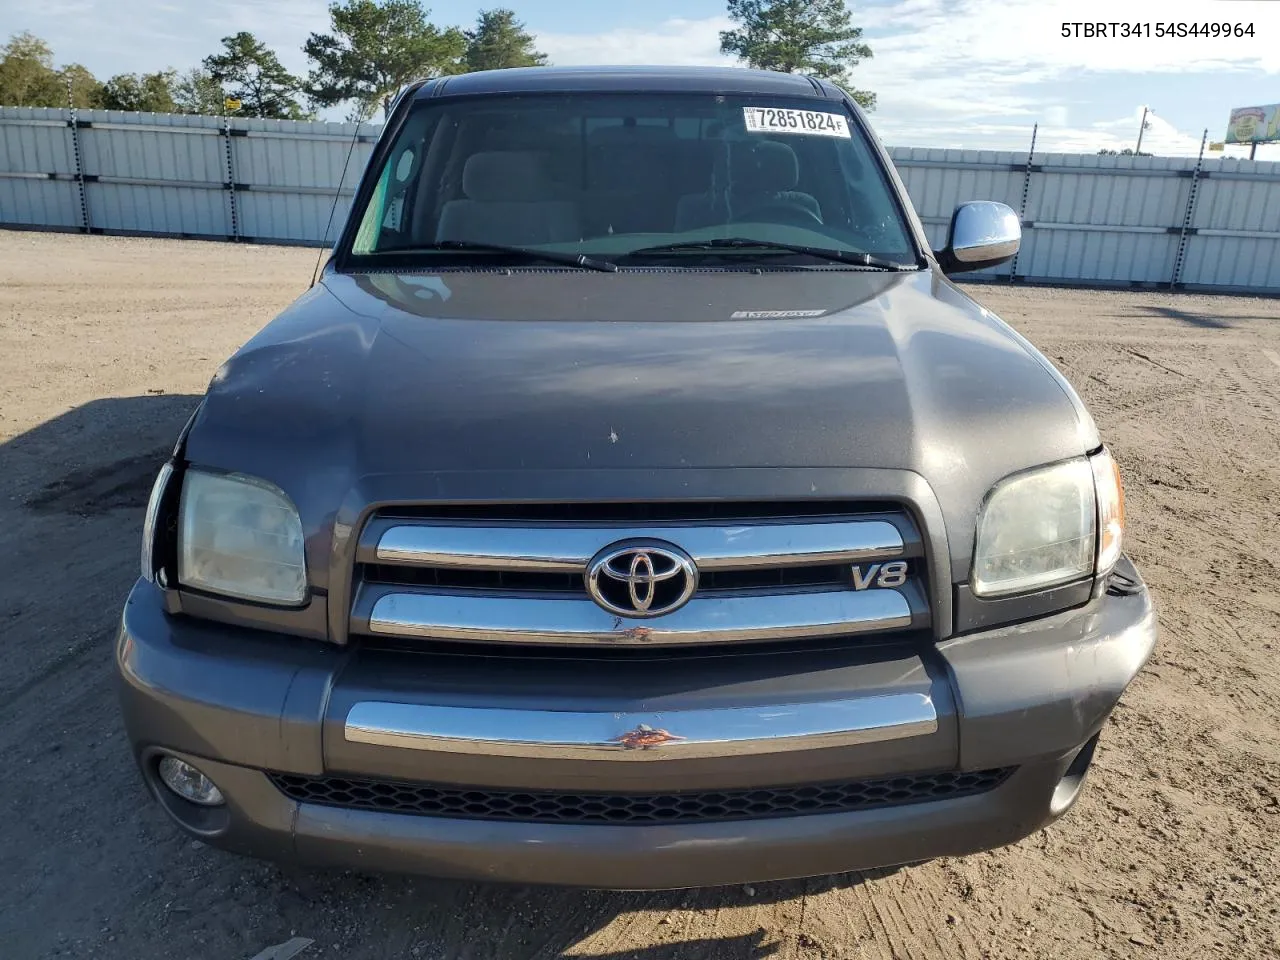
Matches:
[[117, 65, 1155, 890]]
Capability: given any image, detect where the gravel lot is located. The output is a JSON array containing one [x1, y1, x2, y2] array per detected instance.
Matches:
[[1, 231, 1277, 960]]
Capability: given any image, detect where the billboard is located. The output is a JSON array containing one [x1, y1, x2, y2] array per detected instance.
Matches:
[[1226, 104, 1280, 144]]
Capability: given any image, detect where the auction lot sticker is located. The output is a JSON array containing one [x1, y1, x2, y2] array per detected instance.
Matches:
[[743, 107, 850, 138]]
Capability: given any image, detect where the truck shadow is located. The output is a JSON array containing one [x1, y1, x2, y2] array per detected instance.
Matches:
[[0, 396, 205, 704], [0, 393, 199, 512], [268, 863, 908, 958]]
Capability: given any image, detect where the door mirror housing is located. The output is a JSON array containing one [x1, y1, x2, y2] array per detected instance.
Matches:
[[936, 201, 1021, 274]]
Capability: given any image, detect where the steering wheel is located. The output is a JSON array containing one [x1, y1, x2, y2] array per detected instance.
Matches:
[[730, 203, 824, 227]]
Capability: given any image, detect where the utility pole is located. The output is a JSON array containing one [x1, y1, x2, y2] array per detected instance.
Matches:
[[1135, 106, 1149, 155]]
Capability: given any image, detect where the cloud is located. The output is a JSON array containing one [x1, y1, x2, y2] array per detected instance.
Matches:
[[540, 16, 733, 67], [1085, 108, 1206, 156], [4, 0, 328, 76], [859, 0, 1280, 78], [854, 0, 1280, 138], [1042, 105, 1069, 128], [536, 0, 1280, 153], [194, 0, 328, 73]]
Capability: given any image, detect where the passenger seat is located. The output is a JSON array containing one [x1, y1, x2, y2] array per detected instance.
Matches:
[[437, 151, 581, 246]]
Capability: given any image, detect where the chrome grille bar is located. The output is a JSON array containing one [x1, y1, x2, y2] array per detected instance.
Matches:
[[369, 520, 906, 572], [343, 693, 938, 760], [358, 587, 915, 646]]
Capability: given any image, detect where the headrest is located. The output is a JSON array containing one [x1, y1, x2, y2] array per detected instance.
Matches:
[[729, 140, 799, 193], [462, 151, 553, 202]]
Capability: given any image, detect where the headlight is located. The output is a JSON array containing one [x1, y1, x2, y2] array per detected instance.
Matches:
[[178, 470, 307, 605], [1091, 446, 1125, 575], [972, 458, 1097, 597], [140, 462, 175, 582]]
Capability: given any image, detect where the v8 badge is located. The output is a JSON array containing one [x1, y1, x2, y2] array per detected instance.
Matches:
[[851, 560, 908, 590]]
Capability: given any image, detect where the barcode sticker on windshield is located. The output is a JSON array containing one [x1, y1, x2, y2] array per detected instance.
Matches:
[[743, 107, 850, 138]]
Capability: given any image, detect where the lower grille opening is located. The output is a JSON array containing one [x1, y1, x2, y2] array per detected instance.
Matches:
[[269, 768, 1015, 825]]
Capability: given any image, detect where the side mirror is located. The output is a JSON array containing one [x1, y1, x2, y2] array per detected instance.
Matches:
[[936, 201, 1021, 274]]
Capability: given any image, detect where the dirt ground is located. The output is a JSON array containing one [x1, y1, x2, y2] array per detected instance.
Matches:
[[1, 231, 1277, 960]]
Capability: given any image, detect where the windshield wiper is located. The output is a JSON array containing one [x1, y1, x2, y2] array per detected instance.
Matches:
[[385, 240, 618, 272], [621, 238, 917, 270]]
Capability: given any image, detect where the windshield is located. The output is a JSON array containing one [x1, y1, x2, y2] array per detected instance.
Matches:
[[345, 91, 918, 267]]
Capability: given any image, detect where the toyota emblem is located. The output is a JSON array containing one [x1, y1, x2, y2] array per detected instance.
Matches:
[[586, 541, 698, 618]]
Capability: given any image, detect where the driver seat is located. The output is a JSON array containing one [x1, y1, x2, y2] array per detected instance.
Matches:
[[674, 140, 821, 232]]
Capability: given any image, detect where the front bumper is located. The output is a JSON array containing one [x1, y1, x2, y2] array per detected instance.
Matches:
[[116, 561, 1156, 889]]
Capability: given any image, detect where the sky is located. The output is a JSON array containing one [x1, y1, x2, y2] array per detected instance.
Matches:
[[7, 0, 1280, 158]]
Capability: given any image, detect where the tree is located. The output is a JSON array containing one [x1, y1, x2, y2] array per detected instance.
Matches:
[[59, 63, 104, 108], [0, 32, 64, 107], [0, 33, 105, 108], [463, 8, 547, 72], [305, 0, 466, 120], [173, 68, 226, 115], [203, 32, 307, 119], [101, 70, 179, 113], [720, 0, 875, 109], [1098, 148, 1152, 157]]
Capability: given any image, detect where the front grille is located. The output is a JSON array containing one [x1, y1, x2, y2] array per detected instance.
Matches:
[[269, 768, 1013, 825], [350, 503, 930, 648]]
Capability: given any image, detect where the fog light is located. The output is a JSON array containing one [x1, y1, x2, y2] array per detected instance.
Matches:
[[157, 756, 225, 806]]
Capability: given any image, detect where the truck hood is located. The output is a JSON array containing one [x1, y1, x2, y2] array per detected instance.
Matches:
[[184, 267, 1098, 583]]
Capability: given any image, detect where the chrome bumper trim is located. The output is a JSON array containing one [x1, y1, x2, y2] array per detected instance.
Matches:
[[369, 520, 905, 572], [363, 588, 914, 646], [344, 693, 938, 760]]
